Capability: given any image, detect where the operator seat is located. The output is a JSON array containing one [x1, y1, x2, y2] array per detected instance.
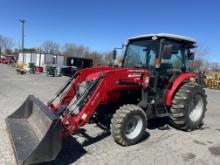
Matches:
[[159, 63, 173, 76]]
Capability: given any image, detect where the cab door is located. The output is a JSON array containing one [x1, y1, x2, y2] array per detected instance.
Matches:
[[157, 41, 187, 101]]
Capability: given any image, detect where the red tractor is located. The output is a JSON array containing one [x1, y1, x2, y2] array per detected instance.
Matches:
[[6, 33, 207, 165]]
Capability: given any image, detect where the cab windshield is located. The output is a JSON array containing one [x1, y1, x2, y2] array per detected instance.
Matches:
[[123, 40, 159, 69]]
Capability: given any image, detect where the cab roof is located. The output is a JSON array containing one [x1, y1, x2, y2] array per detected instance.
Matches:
[[128, 33, 196, 43]]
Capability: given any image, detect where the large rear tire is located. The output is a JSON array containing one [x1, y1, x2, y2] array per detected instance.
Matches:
[[111, 104, 147, 146], [170, 82, 207, 131]]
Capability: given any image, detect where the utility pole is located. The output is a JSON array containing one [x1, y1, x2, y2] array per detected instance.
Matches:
[[39, 48, 42, 66], [19, 19, 26, 62]]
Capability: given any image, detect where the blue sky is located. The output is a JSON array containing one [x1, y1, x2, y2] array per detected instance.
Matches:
[[0, 0, 220, 62]]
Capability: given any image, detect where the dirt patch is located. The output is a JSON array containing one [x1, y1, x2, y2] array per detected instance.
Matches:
[[193, 140, 206, 145], [208, 146, 220, 156], [182, 153, 196, 161]]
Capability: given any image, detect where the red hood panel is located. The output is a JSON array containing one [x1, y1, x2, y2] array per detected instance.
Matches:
[[82, 66, 149, 80]]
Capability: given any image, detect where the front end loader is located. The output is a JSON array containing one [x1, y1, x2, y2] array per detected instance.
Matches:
[[6, 33, 207, 165], [6, 96, 61, 165]]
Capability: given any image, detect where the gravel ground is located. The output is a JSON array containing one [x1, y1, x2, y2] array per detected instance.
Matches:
[[0, 64, 220, 165]]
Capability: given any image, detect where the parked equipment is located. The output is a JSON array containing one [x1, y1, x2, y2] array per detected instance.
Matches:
[[204, 72, 220, 89], [46, 64, 62, 76], [35, 66, 44, 73], [29, 63, 36, 74], [0, 56, 16, 64], [60, 66, 78, 77], [6, 33, 207, 165], [62, 57, 93, 76], [66, 57, 93, 68], [15, 63, 28, 74]]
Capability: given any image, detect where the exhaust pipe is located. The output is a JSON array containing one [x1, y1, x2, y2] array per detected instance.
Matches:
[[6, 95, 62, 165]]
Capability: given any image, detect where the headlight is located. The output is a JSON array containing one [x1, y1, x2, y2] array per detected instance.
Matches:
[[142, 76, 149, 89]]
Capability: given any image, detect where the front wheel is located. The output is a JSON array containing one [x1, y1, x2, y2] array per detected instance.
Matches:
[[170, 82, 207, 131], [111, 104, 147, 146]]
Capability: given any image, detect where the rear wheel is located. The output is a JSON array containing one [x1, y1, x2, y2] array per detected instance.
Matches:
[[111, 104, 146, 146], [170, 82, 207, 131]]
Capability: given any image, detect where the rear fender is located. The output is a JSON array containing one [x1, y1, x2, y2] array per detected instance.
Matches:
[[166, 73, 196, 107]]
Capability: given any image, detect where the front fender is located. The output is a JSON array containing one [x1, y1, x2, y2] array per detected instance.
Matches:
[[166, 73, 196, 107]]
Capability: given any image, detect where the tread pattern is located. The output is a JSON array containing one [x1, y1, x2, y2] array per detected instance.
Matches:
[[170, 82, 207, 131], [111, 104, 146, 146]]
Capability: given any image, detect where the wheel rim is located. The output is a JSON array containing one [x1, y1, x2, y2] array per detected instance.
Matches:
[[124, 115, 143, 140], [189, 94, 204, 122]]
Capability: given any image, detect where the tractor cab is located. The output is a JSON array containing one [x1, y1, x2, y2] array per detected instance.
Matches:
[[124, 33, 195, 71], [119, 33, 196, 103]]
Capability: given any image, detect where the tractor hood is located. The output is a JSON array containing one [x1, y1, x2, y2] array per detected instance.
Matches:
[[82, 66, 149, 81]]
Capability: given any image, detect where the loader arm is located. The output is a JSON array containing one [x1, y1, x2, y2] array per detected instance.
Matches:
[[48, 67, 124, 112], [60, 68, 149, 135]]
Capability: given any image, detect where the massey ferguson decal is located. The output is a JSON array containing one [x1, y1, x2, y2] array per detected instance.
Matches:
[[128, 73, 142, 78]]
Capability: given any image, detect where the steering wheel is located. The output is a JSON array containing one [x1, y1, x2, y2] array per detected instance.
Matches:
[[167, 68, 182, 75]]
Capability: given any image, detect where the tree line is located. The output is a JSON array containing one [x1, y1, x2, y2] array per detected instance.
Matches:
[[0, 35, 14, 55], [41, 41, 113, 65], [0, 35, 113, 66], [0, 33, 219, 70], [191, 44, 220, 72]]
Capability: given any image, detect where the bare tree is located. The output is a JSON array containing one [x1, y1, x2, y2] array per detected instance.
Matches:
[[0, 35, 14, 55], [41, 41, 60, 54], [62, 42, 114, 66], [194, 44, 209, 60], [0, 35, 2, 54], [103, 51, 114, 65], [202, 60, 211, 72], [191, 59, 204, 72], [63, 43, 76, 57], [63, 43, 90, 57], [89, 51, 105, 65], [210, 62, 220, 71], [191, 44, 209, 71]]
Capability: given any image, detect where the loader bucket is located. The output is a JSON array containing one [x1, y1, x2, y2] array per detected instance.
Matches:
[[6, 95, 62, 165]]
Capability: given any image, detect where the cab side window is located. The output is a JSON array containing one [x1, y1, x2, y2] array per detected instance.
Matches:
[[162, 41, 186, 72]]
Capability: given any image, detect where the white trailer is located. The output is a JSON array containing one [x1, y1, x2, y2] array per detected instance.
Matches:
[[18, 53, 64, 71]]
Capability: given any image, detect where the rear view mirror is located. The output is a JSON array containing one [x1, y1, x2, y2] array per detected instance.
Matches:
[[163, 45, 173, 59], [188, 52, 195, 60], [113, 49, 117, 60]]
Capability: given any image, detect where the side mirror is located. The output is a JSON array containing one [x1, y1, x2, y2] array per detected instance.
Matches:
[[188, 52, 195, 60], [113, 49, 117, 60], [163, 45, 173, 59]]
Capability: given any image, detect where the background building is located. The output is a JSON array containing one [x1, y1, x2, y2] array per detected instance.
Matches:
[[18, 52, 64, 67]]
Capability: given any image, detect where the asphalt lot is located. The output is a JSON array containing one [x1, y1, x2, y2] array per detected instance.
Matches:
[[0, 64, 220, 165]]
